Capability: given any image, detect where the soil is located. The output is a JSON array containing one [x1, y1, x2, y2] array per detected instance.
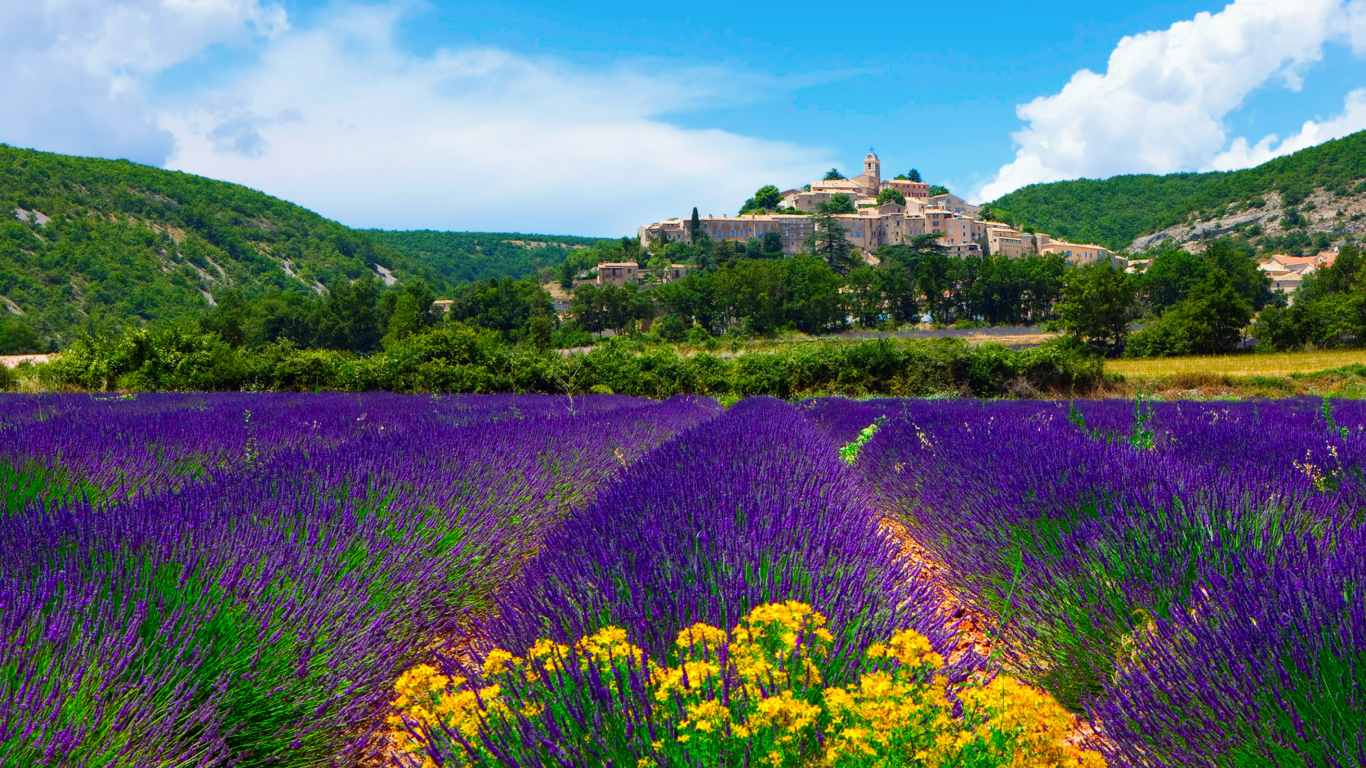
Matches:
[[877, 517, 1115, 755]]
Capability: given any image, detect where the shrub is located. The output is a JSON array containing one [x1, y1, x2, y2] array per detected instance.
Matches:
[[389, 602, 1105, 768]]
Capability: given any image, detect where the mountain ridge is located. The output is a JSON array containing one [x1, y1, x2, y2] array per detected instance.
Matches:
[[987, 130, 1366, 253]]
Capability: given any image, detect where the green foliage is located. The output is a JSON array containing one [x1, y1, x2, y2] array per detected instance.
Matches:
[[1127, 268, 1253, 357], [0, 145, 447, 348], [824, 168, 846, 181], [0, 315, 44, 354], [365, 230, 609, 285], [48, 322, 243, 392], [805, 209, 859, 275], [1057, 264, 1136, 355], [839, 417, 885, 464], [570, 283, 650, 335], [877, 188, 907, 207], [927, 185, 950, 197], [656, 257, 845, 335], [653, 314, 686, 342], [822, 194, 857, 215], [41, 328, 1104, 399], [1137, 237, 1271, 315], [447, 277, 553, 339], [739, 184, 784, 215], [989, 129, 1366, 249], [1251, 243, 1366, 350]]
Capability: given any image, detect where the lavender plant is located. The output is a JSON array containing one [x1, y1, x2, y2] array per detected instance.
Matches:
[[0, 393, 717, 766]]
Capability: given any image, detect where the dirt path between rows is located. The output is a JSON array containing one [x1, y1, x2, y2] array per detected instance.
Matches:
[[877, 516, 1111, 754]]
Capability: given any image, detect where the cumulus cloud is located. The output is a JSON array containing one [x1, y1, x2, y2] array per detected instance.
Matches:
[[1207, 88, 1366, 169], [0, 0, 285, 164], [158, 3, 826, 235], [976, 0, 1366, 202]]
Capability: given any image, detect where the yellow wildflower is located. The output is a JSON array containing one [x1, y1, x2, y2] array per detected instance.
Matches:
[[482, 648, 520, 677]]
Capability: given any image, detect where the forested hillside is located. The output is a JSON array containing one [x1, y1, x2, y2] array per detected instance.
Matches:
[[0, 145, 463, 349], [988, 130, 1366, 251], [0, 146, 619, 352], [364, 230, 610, 284]]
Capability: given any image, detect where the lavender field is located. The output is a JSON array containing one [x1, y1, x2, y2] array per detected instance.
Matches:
[[1, 394, 1362, 767]]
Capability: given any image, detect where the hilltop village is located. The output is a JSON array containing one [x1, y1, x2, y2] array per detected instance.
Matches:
[[637, 152, 1115, 265]]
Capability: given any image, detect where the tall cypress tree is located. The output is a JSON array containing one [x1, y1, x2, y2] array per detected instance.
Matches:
[[689, 207, 702, 243]]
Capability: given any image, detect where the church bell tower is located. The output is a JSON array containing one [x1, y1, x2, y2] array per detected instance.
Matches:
[[864, 149, 881, 185]]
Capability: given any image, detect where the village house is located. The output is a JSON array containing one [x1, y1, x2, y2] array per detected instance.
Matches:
[[1259, 250, 1338, 299], [594, 262, 692, 286]]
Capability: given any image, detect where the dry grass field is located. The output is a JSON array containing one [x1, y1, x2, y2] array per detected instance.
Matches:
[[1108, 350, 1366, 378]]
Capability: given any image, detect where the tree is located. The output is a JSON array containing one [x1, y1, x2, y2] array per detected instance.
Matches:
[[824, 193, 856, 214], [739, 185, 783, 214], [916, 251, 955, 324], [312, 277, 384, 353], [648, 253, 672, 282], [1174, 268, 1254, 354], [0, 315, 43, 355], [878, 265, 919, 325], [761, 231, 784, 257], [447, 277, 553, 339], [1057, 263, 1135, 355], [908, 169, 922, 183], [824, 168, 846, 181], [1201, 238, 1271, 309], [382, 292, 425, 349], [201, 289, 247, 347], [526, 314, 553, 350], [1140, 248, 1207, 315], [570, 284, 607, 332], [600, 284, 649, 335], [804, 208, 858, 276], [877, 188, 906, 207], [1300, 242, 1362, 301], [620, 236, 641, 264], [689, 207, 703, 243], [1127, 269, 1253, 357], [845, 267, 885, 328], [928, 185, 950, 197], [693, 239, 718, 274]]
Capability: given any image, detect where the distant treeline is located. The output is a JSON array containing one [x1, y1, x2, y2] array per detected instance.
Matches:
[[365, 230, 611, 284]]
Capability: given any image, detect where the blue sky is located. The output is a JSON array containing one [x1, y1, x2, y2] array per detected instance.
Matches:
[[4, 0, 1366, 235]]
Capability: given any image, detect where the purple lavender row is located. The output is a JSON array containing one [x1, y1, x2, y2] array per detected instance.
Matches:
[[1, 394, 719, 766], [484, 396, 953, 684], [843, 397, 1363, 762], [1095, 520, 1366, 767]]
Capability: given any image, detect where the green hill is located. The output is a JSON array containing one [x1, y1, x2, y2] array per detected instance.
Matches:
[[0, 146, 611, 351], [988, 130, 1366, 252], [364, 230, 611, 285]]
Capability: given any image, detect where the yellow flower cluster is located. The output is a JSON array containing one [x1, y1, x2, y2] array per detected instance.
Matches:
[[955, 676, 1108, 768], [385, 603, 1107, 768], [386, 664, 508, 768]]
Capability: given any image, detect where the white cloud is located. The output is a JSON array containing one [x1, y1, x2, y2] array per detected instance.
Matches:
[[158, 3, 827, 236], [1207, 88, 1366, 169], [976, 0, 1365, 202], [0, 0, 285, 164]]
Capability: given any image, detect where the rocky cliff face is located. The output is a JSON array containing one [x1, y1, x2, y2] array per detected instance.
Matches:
[[1131, 186, 1366, 253]]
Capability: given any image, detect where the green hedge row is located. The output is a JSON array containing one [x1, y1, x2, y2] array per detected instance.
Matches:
[[37, 324, 1104, 399]]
